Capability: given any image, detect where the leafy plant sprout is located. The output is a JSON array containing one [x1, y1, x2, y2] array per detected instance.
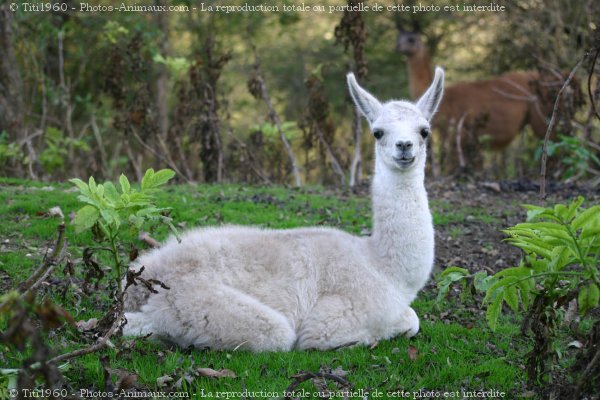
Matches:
[[70, 168, 178, 293]]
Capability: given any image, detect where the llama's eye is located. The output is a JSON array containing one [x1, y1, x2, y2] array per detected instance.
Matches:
[[373, 129, 384, 139], [420, 128, 430, 139]]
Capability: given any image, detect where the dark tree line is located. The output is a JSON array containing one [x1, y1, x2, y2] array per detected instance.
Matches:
[[0, 0, 598, 185]]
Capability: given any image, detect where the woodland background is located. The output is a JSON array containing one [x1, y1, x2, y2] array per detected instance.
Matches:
[[1, 0, 599, 187]]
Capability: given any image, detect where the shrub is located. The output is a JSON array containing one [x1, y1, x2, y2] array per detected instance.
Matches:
[[437, 196, 600, 383]]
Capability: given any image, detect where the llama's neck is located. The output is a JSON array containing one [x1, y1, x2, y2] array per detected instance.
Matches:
[[407, 49, 434, 100], [368, 163, 433, 293]]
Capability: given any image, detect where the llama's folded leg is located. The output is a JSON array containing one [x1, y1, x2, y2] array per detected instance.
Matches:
[[295, 295, 373, 350], [123, 283, 296, 352], [296, 297, 420, 350]]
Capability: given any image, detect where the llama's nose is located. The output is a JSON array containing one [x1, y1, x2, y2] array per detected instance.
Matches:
[[395, 140, 413, 152]]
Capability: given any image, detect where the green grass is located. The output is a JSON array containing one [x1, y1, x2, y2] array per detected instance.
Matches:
[[0, 178, 529, 398], [430, 200, 501, 226]]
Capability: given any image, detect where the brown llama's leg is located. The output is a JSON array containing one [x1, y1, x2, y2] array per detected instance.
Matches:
[[455, 114, 467, 171], [427, 132, 438, 177]]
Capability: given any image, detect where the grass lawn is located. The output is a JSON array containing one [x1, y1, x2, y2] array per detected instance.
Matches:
[[1, 178, 533, 399]]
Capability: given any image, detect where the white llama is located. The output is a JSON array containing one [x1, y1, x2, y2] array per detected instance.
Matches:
[[123, 68, 445, 351]]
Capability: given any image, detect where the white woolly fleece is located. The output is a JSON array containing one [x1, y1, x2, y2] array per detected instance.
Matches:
[[123, 68, 445, 351]]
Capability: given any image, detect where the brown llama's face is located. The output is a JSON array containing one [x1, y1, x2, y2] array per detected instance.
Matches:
[[396, 32, 424, 56]]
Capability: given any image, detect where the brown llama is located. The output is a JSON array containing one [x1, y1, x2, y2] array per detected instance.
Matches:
[[396, 30, 579, 174]]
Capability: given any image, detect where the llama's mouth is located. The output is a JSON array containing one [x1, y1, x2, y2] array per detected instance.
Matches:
[[393, 156, 415, 168]]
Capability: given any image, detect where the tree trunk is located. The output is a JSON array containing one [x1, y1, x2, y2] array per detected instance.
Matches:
[[348, 109, 362, 187], [155, 0, 169, 139], [198, 34, 227, 183], [335, 0, 368, 187], [0, 5, 25, 141]]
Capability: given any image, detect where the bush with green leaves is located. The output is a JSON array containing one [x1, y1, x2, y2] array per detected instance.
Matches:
[[0, 131, 24, 167], [438, 196, 599, 329], [536, 135, 600, 180], [437, 196, 600, 383], [39, 127, 91, 173], [70, 168, 177, 291]]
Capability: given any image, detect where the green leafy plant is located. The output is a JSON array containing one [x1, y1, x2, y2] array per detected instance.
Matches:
[[39, 127, 90, 173], [153, 53, 192, 77], [70, 168, 177, 291], [438, 197, 599, 329], [536, 135, 600, 180], [484, 196, 599, 328], [103, 20, 130, 44], [436, 197, 600, 384], [0, 131, 24, 166], [252, 121, 301, 142], [436, 266, 494, 304]]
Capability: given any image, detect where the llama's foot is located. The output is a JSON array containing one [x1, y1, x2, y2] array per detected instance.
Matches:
[[123, 311, 154, 337], [399, 306, 420, 338], [123, 284, 296, 352]]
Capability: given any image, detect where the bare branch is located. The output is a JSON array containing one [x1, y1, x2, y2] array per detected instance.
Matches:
[[138, 231, 161, 249], [17, 224, 67, 298], [587, 44, 600, 120], [539, 56, 586, 199], [129, 126, 194, 184], [315, 126, 346, 185], [48, 300, 124, 365]]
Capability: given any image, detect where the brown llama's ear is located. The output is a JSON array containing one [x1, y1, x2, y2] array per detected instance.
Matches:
[[347, 73, 383, 125], [416, 67, 444, 121]]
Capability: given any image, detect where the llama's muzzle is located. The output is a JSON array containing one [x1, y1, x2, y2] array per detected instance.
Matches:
[[393, 155, 415, 167]]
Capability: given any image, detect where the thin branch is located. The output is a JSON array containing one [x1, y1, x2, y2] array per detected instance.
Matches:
[[138, 231, 161, 249], [348, 109, 362, 188], [249, 49, 301, 187], [315, 126, 346, 185], [90, 115, 109, 176], [284, 371, 353, 400], [48, 301, 124, 365], [574, 332, 600, 398], [129, 126, 194, 184], [17, 224, 67, 298], [539, 55, 586, 199], [587, 44, 600, 120], [455, 113, 467, 169]]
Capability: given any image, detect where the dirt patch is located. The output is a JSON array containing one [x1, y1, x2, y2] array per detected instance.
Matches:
[[426, 177, 599, 278]]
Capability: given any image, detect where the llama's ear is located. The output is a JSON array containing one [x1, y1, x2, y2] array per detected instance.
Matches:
[[347, 73, 383, 124], [416, 67, 444, 121]]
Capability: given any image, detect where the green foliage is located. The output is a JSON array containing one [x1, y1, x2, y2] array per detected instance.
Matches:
[[436, 267, 495, 305], [493, 197, 599, 327], [436, 266, 469, 302], [436, 196, 600, 330], [0, 131, 23, 165], [103, 20, 130, 44], [70, 168, 177, 239], [153, 53, 192, 77], [70, 169, 177, 291], [536, 135, 600, 180], [252, 121, 301, 141], [39, 127, 90, 173], [434, 197, 600, 386]]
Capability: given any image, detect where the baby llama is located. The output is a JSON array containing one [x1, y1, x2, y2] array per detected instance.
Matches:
[[123, 68, 445, 351]]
